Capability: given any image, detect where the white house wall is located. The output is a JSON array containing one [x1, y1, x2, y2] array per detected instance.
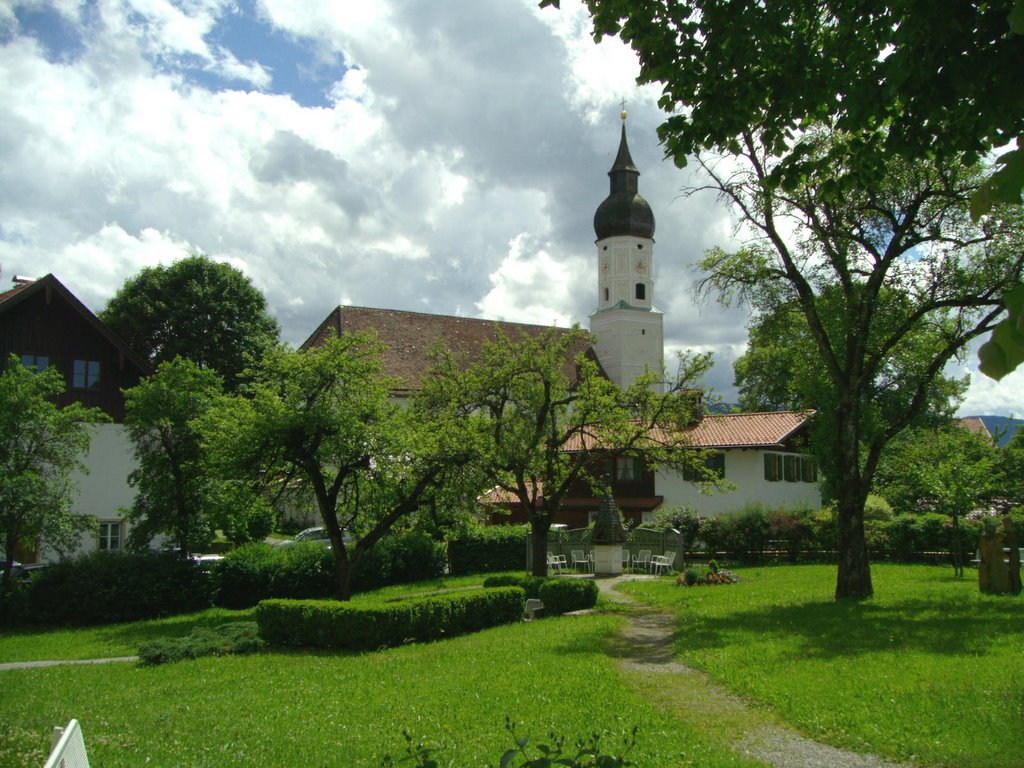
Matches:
[[43, 423, 138, 561], [653, 449, 822, 520]]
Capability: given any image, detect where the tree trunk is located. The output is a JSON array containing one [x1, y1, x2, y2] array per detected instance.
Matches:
[[835, 491, 873, 598], [335, 557, 354, 601], [951, 512, 964, 579], [530, 517, 552, 577], [833, 405, 873, 599]]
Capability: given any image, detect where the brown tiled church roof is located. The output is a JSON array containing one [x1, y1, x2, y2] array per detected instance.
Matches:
[[301, 305, 601, 392]]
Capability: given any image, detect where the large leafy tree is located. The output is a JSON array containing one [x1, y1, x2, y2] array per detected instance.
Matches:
[[426, 326, 712, 577], [0, 357, 106, 594], [546, 0, 1024, 376], [100, 254, 280, 392], [734, 290, 968, 429], [874, 424, 1001, 575], [122, 358, 230, 557], [698, 136, 1023, 598], [203, 333, 478, 600]]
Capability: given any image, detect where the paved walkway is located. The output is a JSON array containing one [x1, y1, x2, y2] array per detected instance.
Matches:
[[595, 575, 911, 768], [0, 656, 137, 672]]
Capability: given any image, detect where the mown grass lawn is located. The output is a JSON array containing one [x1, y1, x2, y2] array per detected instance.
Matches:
[[0, 611, 758, 768], [621, 563, 1024, 768]]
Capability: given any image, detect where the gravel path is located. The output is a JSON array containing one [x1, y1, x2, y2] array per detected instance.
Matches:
[[596, 575, 912, 768]]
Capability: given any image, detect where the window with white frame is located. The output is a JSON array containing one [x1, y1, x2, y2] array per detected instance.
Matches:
[[98, 521, 123, 551]]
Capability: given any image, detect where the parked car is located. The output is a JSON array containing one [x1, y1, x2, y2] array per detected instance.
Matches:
[[274, 526, 350, 549], [0, 560, 33, 586]]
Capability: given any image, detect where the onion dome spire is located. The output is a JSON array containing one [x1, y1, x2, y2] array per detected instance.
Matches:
[[593, 111, 655, 240]]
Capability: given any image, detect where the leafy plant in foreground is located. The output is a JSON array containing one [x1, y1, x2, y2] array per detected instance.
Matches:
[[379, 717, 637, 767]]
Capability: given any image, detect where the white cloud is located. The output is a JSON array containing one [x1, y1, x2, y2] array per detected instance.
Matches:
[[0, 0, 1019, 420]]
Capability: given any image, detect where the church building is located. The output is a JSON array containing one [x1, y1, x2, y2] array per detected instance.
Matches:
[[303, 115, 821, 524]]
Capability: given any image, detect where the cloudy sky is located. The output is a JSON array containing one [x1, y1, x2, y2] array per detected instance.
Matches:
[[1, 0, 1020, 416]]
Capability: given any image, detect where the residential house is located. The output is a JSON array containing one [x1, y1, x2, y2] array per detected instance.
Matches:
[[0, 273, 150, 561]]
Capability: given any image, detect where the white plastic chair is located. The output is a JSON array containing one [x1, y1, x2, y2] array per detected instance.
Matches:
[[547, 553, 566, 574], [631, 549, 652, 573], [622, 550, 631, 571], [571, 549, 589, 572], [650, 551, 677, 576]]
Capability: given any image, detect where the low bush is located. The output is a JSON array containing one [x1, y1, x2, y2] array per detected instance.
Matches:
[[256, 587, 526, 651], [537, 579, 598, 615], [138, 621, 265, 665], [482, 573, 547, 599], [447, 525, 529, 575], [24, 551, 211, 626]]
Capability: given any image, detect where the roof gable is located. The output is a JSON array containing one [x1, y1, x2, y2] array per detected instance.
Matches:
[[687, 410, 813, 449], [0, 274, 152, 375]]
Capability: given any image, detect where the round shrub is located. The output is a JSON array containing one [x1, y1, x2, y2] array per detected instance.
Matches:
[[538, 578, 598, 616], [26, 551, 212, 626]]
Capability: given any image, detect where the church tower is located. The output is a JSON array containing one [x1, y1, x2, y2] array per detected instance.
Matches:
[[589, 113, 664, 390]]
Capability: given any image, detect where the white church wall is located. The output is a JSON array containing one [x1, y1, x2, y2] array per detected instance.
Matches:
[[653, 449, 822, 521]]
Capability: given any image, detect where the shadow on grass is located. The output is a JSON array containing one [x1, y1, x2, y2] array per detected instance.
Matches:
[[95, 609, 257, 648], [674, 595, 1021, 659]]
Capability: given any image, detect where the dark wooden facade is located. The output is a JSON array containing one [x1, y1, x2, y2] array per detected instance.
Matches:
[[0, 275, 151, 421]]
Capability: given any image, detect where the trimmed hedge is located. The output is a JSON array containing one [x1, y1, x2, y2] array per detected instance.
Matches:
[[482, 573, 547, 599], [256, 587, 525, 651], [538, 578, 599, 616], [24, 551, 211, 626], [214, 532, 447, 609], [447, 525, 528, 575]]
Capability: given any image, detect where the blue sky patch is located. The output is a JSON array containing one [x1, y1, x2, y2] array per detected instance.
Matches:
[[12, 2, 89, 62]]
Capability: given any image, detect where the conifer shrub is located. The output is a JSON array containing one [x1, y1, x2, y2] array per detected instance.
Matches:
[[138, 621, 264, 665], [537, 578, 598, 615], [256, 587, 525, 650]]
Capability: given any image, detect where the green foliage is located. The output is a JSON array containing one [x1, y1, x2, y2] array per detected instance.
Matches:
[[24, 551, 211, 626], [214, 534, 448, 610], [652, 504, 700, 543], [0, 356, 106, 595], [123, 358, 231, 556], [978, 284, 1024, 380], [382, 718, 637, 768], [137, 621, 264, 665], [349, 532, 448, 593], [203, 332, 475, 600], [99, 253, 280, 392], [874, 425, 1000, 519], [537, 578, 598, 615], [256, 587, 525, 651], [483, 574, 548, 600], [447, 524, 529, 575]]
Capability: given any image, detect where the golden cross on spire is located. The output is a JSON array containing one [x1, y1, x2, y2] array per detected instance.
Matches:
[[620, 98, 627, 121]]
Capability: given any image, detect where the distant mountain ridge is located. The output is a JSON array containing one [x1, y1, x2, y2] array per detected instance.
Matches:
[[964, 415, 1023, 448]]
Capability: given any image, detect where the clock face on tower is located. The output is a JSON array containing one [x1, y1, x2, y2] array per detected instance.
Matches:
[[601, 260, 610, 273], [635, 258, 646, 273]]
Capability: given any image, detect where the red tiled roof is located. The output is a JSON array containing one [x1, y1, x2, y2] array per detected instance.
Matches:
[[301, 305, 601, 391], [686, 410, 812, 448]]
